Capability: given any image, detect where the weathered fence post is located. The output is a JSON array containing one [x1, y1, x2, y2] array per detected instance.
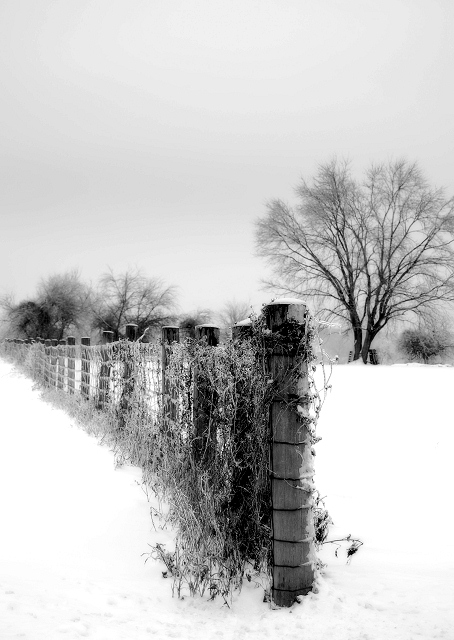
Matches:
[[193, 324, 220, 464], [230, 318, 255, 535], [29, 340, 35, 365], [118, 324, 138, 432], [50, 339, 58, 387], [30, 339, 37, 380], [35, 338, 44, 383], [81, 337, 91, 400], [67, 337, 76, 394], [17, 339, 25, 366], [44, 339, 51, 386], [57, 339, 66, 390], [263, 299, 315, 608], [97, 330, 114, 409], [125, 324, 138, 391], [161, 326, 180, 424], [125, 324, 138, 342]]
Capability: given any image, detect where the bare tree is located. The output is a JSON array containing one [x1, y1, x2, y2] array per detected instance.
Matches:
[[1, 270, 91, 340], [38, 270, 92, 339], [0, 298, 52, 339], [93, 267, 177, 340], [179, 308, 213, 339], [217, 300, 252, 332], [256, 159, 454, 362]]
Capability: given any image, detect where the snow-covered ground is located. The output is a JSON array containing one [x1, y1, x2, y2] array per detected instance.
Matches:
[[1, 358, 453, 640]]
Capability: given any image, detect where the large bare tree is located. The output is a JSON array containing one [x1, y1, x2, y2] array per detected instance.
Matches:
[[256, 159, 454, 362]]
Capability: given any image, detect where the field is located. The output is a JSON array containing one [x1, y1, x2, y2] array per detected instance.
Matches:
[[0, 358, 453, 639]]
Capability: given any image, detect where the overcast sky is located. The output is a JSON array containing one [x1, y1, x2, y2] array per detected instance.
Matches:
[[1, 0, 453, 315]]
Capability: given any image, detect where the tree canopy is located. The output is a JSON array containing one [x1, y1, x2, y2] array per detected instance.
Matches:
[[92, 268, 177, 340], [217, 300, 251, 330], [1, 270, 90, 340], [178, 308, 213, 339], [256, 159, 454, 361]]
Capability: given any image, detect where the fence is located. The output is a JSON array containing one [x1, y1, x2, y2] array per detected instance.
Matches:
[[0, 301, 322, 608], [348, 349, 379, 364]]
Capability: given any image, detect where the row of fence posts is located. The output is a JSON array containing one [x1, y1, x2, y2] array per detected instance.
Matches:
[[162, 302, 315, 607], [5, 324, 139, 402], [2, 301, 315, 607]]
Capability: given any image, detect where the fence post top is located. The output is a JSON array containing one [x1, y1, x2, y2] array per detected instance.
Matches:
[[195, 324, 220, 346], [125, 324, 138, 341], [195, 324, 219, 329], [232, 317, 253, 340], [234, 318, 252, 327], [101, 330, 114, 344], [264, 297, 307, 307], [263, 298, 309, 329]]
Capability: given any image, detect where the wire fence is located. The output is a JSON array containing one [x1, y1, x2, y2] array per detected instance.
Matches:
[[0, 302, 326, 607]]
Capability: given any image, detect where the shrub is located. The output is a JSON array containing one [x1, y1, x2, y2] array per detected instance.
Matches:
[[398, 327, 451, 363]]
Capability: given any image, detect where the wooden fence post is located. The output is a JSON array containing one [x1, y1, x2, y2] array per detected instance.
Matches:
[[97, 330, 114, 409], [124, 323, 137, 396], [50, 339, 58, 387], [125, 324, 138, 342], [29, 339, 36, 380], [193, 324, 220, 464], [44, 339, 51, 386], [81, 337, 91, 400], [17, 339, 25, 365], [57, 339, 66, 390], [230, 318, 255, 534], [232, 318, 252, 341], [161, 326, 180, 424], [262, 299, 315, 608], [35, 338, 44, 383], [117, 324, 138, 432], [67, 337, 76, 394]]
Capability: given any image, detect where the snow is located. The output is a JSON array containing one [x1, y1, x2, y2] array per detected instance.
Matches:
[[234, 318, 252, 327], [1, 358, 454, 639], [265, 298, 307, 306]]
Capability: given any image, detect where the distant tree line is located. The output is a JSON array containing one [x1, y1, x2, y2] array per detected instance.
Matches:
[[0, 267, 252, 343], [0, 268, 177, 342]]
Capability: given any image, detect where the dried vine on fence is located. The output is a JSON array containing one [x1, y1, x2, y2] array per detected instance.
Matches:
[[0, 307, 342, 605]]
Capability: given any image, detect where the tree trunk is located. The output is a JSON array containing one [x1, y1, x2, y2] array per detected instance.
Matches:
[[353, 327, 363, 360], [361, 331, 375, 364]]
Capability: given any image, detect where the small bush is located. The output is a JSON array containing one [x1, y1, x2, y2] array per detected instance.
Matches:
[[398, 327, 451, 363]]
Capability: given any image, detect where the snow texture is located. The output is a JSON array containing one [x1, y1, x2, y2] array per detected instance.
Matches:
[[1, 359, 453, 639], [265, 298, 306, 305]]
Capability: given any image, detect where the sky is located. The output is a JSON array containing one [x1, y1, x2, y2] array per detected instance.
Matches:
[[1, 0, 454, 315]]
